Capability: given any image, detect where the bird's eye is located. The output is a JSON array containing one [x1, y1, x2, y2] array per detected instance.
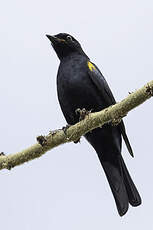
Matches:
[[66, 35, 73, 41]]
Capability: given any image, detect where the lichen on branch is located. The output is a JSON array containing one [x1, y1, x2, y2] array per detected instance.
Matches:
[[0, 80, 153, 171]]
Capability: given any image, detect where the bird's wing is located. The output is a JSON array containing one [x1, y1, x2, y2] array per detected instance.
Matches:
[[87, 61, 134, 157]]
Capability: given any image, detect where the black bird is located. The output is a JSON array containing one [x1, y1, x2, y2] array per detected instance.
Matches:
[[46, 33, 141, 216]]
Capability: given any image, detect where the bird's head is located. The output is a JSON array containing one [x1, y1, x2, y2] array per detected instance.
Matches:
[[46, 33, 88, 60]]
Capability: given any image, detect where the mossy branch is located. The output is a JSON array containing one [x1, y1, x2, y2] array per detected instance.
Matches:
[[0, 80, 153, 171]]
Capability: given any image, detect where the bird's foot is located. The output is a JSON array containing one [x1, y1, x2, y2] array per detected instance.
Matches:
[[74, 138, 81, 144], [62, 124, 71, 135], [75, 108, 92, 121], [62, 124, 81, 144]]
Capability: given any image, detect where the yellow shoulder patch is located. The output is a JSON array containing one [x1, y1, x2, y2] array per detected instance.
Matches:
[[87, 61, 96, 72]]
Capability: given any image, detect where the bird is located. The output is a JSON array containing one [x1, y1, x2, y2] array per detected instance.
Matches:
[[46, 33, 141, 216]]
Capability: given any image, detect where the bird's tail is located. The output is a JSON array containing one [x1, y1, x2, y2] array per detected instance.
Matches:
[[119, 156, 141, 207], [98, 154, 141, 216]]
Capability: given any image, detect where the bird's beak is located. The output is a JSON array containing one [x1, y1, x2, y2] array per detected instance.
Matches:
[[46, 34, 65, 45], [46, 34, 56, 42]]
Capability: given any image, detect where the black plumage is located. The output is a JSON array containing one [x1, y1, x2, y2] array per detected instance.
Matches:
[[46, 33, 141, 216]]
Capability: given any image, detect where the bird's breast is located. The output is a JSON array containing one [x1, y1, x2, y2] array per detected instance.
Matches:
[[56, 55, 104, 125], [57, 56, 89, 93]]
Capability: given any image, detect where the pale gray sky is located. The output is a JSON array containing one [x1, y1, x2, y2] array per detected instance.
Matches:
[[0, 0, 153, 229]]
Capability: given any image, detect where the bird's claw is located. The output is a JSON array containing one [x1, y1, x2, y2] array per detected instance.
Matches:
[[74, 138, 81, 144], [62, 124, 71, 135], [75, 108, 92, 121], [62, 124, 81, 144]]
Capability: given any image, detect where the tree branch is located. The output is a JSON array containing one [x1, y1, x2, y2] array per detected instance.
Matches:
[[0, 80, 153, 171]]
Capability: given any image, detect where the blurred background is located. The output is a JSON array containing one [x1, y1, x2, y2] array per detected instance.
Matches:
[[0, 0, 153, 229]]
